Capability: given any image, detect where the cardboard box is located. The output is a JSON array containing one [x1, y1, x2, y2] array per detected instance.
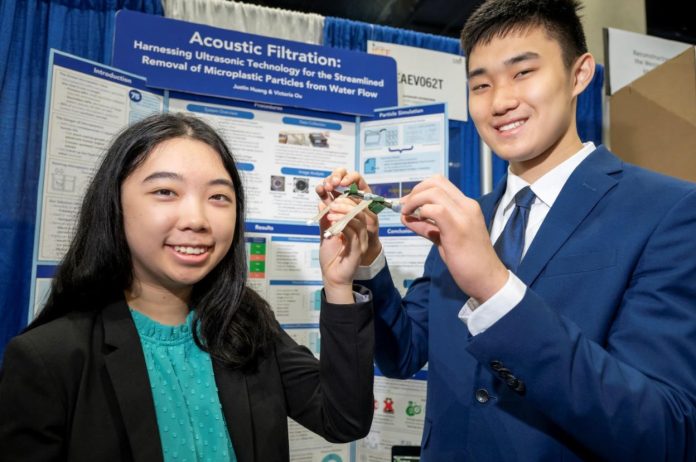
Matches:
[[610, 47, 696, 183]]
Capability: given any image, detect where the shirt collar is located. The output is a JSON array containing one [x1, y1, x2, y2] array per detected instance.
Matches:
[[500, 142, 596, 212]]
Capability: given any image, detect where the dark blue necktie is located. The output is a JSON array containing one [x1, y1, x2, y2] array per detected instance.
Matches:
[[494, 186, 536, 273]]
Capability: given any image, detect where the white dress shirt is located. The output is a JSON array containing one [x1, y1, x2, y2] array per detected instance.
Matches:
[[460, 142, 596, 334], [354, 142, 596, 336]]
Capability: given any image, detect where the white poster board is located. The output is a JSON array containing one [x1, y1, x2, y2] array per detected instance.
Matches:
[[368, 41, 467, 122], [352, 104, 447, 461], [33, 50, 447, 462], [605, 27, 691, 94], [31, 51, 164, 316], [357, 373, 427, 462]]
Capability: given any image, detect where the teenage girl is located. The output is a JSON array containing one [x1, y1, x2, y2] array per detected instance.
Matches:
[[0, 113, 374, 462]]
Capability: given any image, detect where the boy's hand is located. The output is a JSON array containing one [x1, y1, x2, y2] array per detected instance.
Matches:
[[398, 175, 508, 304]]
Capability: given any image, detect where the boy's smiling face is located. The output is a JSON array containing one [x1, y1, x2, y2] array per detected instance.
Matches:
[[467, 26, 592, 181]]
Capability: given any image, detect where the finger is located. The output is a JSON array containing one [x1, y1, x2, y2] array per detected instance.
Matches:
[[321, 233, 346, 266], [329, 167, 349, 178], [323, 200, 372, 238], [404, 180, 480, 230], [316, 168, 348, 197], [311, 196, 353, 227], [325, 197, 362, 221], [402, 214, 441, 245], [399, 185, 458, 221], [319, 197, 358, 225], [342, 213, 369, 253], [318, 202, 334, 232], [326, 168, 349, 191], [339, 226, 367, 264], [345, 202, 369, 241], [316, 177, 329, 197], [319, 197, 355, 229], [404, 175, 469, 210], [311, 202, 329, 227], [316, 180, 341, 202], [408, 174, 455, 195], [338, 171, 371, 191]]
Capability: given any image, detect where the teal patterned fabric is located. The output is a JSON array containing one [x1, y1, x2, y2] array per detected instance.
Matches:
[[130, 309, 237, 462]]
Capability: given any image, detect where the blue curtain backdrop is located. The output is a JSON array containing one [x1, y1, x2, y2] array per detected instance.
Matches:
[[0, 0, 163, 360], [323, 17, 482, 200]]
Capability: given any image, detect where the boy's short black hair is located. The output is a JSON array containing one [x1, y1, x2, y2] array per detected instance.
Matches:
[[461, 0, 588, 70]]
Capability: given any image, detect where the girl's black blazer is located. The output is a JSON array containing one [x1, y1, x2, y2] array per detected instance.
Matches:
[[0, 289, 374, 461]]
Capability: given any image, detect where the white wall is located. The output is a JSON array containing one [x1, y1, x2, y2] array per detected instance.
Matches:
[[581, 0, 646, 66], [580, 0, 646, 146]]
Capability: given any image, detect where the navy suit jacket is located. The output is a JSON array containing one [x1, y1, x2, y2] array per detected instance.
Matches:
[[361, 147, 696, 461]]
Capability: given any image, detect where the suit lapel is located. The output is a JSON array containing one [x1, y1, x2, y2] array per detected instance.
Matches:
[[517, 146, 622, 286], [213, 360, 255, 462], [480, 176, 507, 229], [102, 300, 164, 462]]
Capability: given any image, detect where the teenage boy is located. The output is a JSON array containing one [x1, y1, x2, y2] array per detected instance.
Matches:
[[318, 0, 696, 460]]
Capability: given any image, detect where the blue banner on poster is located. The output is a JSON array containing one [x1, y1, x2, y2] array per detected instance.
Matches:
[[113, 10, 397, 116]]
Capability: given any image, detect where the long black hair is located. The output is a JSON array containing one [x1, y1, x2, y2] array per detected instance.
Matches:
[[29, 112, 279, 368]]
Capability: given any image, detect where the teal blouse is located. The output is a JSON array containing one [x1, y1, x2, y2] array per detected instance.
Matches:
[[130, 309, 237, 462]]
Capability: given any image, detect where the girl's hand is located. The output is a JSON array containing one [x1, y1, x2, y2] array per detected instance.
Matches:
[[316, 168, 381, 265], [319, 196, 369, 304]]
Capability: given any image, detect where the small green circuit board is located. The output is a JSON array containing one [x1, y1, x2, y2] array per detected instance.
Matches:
[[345, 183, 388, 214]]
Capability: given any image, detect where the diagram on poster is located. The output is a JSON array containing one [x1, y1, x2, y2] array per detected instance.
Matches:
[[168, 94, 355, 224], [360, 105, 447, 228]]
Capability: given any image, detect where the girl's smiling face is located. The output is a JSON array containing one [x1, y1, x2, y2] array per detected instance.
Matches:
[[121, 136, 237, 296]]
